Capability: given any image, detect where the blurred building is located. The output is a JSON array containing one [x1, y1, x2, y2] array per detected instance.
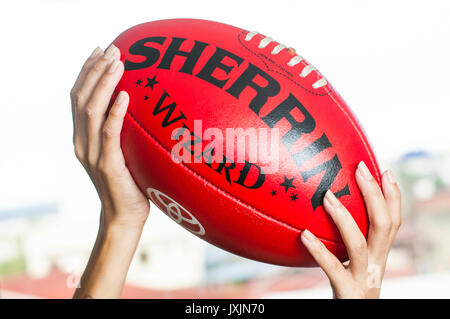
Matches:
[[394, 150, 450, 273]]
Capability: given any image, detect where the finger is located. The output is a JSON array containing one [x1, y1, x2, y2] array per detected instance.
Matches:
[[356, 161, 392, 258], [381, 170, 402, 248], [71, 46, 103, 107], [323, 190, 368, 276], [77, 44, 120, 110], [72, 45, 119, 164], [85, 59, 124, 167], [300, 229, 350, 287], [101, 90, 129, 163], [71, 47, 103, 154]]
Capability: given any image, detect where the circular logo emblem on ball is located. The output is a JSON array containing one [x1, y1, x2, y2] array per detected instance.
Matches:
[[146, 188, 206, 236]]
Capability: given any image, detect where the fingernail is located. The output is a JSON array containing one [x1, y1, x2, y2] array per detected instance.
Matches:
[[324, 190, 341, 209], [104, 44, 117, 60], [302, 229, 316, 244], [109, 60, 120, 73], [358, 161, 373, 181], [115, 91, 127, 104], [90, 46, 102, 58], [385, 169, 396, 184]]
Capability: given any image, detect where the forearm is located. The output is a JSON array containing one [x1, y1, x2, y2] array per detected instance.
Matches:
[[70, 45, 150, 299], [73, 214, 144, 299]]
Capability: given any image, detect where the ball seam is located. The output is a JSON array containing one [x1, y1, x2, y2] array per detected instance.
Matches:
[[237, 31, 333, 97]]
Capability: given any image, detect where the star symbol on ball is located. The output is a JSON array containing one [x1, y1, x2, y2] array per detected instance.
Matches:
[[280, 176, 296, 192], [145, 75, 159, 90], [271, 190, 277, 196], [144, 95, 150, 101], [290, 194, 298, 202], [135, 78, 143, 87]]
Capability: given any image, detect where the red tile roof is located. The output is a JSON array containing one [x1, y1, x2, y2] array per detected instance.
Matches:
[[0, 267, 413, 299]]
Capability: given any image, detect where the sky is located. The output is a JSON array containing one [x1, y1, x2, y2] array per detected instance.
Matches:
[[0, 0, 449, 214]]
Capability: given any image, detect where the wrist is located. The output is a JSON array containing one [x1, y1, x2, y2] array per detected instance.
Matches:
[[100, 219, 145, 241], [99, 207, 147, 235]]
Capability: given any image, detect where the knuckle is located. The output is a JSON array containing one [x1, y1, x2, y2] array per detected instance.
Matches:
[[329, 258, 343, 271], [92, 59, 104, 72], [373, 218, 393, 232], [368, 180, 384, 196], [387, 183, 402, 199], [87, 54, 99, 64], [74, 91, 85, 105], [93, 58, 109, 72], [315, 239, 329, 255], [353, 238, 367, 254], [393, 218, 402, 230], [98, 76, 111, 89], [336, 202, 347, 213], [102, 125, 117, 139], [109, 108, 124, 119], [97, 158, 109, 174], [85, 103, 100, 119]]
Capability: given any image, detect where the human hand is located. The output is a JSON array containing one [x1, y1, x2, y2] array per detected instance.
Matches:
[[300, 161, 402, 298], [70, 44, 150, 230]]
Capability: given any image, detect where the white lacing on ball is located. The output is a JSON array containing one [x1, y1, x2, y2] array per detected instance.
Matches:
[[244, 31, 327, 89]]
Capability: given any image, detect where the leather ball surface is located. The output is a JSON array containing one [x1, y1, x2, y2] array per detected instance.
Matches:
[[111, 18, 381, 267]]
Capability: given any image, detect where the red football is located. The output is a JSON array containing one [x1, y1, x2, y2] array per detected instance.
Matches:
[[111, 18, 381, 267]]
